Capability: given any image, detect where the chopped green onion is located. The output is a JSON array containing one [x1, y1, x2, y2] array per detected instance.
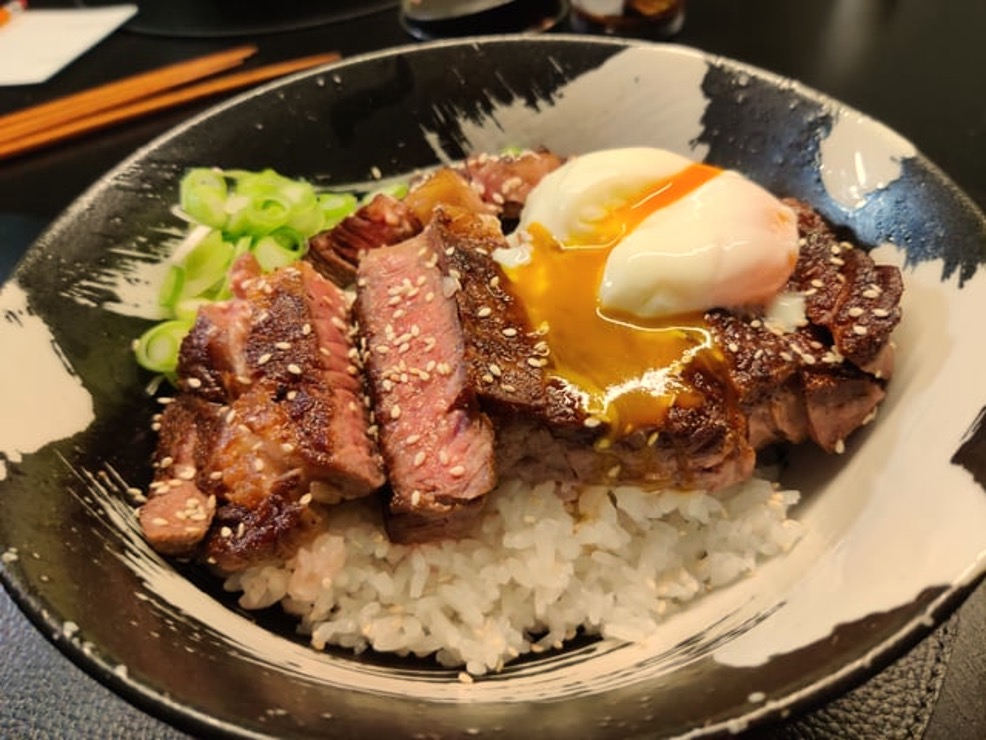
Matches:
[[133, 319, 194, 375], [157, 265, 185, 310], [181, 231, 234, 298], [136, 165, 392, 383], [319, 192, 359, 229], [180, 168, 228, 229], [252, 231, 306, 272]]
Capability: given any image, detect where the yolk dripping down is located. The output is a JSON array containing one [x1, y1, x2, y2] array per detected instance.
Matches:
[[502, 163, 727, 435]]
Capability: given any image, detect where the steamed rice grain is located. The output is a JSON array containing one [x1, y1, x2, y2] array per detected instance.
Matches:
[[226, 476, 802, 675]]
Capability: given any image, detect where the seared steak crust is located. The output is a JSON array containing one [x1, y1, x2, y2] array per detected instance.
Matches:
[[307, 194, 422, 287], [784, 199, 902, 375]]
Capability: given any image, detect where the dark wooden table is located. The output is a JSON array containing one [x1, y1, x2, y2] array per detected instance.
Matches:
[[2, 1, 984, 737]]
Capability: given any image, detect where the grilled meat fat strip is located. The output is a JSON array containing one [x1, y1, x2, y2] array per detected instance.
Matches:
[[139, 255, 385, 569], [355, 227, 497, 544]]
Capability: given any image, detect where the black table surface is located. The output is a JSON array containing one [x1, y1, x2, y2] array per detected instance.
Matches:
[[1, 1, 985, 738]]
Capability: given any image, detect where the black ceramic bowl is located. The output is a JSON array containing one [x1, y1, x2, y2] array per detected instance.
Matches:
[[2, 36, 986, 739]]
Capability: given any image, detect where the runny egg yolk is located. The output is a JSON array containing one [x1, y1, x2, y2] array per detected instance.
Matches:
[[509, 221, 718, 434], [497, 148, 800, 436]]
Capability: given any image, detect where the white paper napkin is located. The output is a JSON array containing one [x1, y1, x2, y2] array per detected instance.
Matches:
[[0, 5, 137, 86]]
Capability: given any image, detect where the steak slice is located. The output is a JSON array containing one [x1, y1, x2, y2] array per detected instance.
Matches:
[[307, 193, 422, 287], [708, 200, 899, 453], [138, 394, 220, 557], [140, 255, 384, 569], [784, 198, 903, 376], [430, 207, 756, 492], [356, 228, 497, 543], [458, 149, 566, 220]]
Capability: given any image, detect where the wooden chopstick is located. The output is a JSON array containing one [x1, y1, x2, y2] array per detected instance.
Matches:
[[0, 51, 341, 161], [0, 46, 258, 144]]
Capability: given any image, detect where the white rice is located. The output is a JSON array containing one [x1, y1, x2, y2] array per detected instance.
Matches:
[[226, 476, 802, 675]]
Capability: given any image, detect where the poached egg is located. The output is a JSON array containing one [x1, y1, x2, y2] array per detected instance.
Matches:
[[493, 147, 801, 435]]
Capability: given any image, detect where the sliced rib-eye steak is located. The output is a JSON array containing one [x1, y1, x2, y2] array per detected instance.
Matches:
[[139, 255, 384, 569], [355, 229, 497, 544]]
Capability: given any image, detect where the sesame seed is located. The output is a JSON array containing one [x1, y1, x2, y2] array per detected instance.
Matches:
[[302, 323, 312, 335], [159, 456, 174, 468], [151, 517, 169, 526], [413, 451, 426, 467], [829, 256, 845, 266], [848, 306, 864, 317], [300, 493, 313, 506], [647, 431, 660, 446], [834, 439, 846, 454], [727, 342, 739, 353], [186, 377, 202, 389], [873, 308, 890, 318], [275, 341, 291, 350], [584, 417, 602, 428], [449, 465, 465, 477], [780, 351, 793, 362], [287, 363, 303, 375], [810, 279, 824, 289], [406, 434, 421, 444], [477, 306, 493, 318], [253, 459, 265, 472], [411, 490, 422, 506], [220, 526, 233, 538], [390, 405, 402, 420], [852, 324, 868, 336], [489, 276, 500, 289], [489, 363, 502, 377], [501, 384, 517, 393], [258, 353, 273, 365], [439, 451, 449, 465], [502, 328, 518, 337], [481, 373, 494, 384]]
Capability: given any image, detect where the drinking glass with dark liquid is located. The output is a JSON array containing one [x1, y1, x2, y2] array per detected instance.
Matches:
[[570, 0, 686, 39]]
